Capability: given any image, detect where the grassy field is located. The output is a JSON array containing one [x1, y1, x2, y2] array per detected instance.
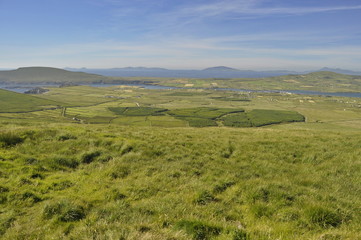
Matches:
[[0, 123, 360, 239], [0, 84, 361, 239], [153, 71, 361, 93], [0, 89, 61, 113]]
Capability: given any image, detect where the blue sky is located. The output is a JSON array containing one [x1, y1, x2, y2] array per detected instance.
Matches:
[[0, 0, 361, 70]]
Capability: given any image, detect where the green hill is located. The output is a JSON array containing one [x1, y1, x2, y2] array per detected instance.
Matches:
[[0, 88, 61, 112], [231, 71, 361, 92], [2, 67, 361, 92], [158, 71, 361, 92], [0, 67, 109, 83]]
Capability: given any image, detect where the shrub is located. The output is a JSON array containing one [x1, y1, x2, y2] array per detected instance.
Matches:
[[0, 132, 24, 147], [176, 220, 222, 240]]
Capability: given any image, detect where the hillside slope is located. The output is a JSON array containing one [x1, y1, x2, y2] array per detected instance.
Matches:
[[0, 124, 360, 239], [210, 71, 361, 92], [0, 67, 108, 83], [0, 88, 61, 112]]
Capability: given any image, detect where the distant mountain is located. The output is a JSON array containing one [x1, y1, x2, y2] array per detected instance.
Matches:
[[68, 67, 302, 78], [0, 67, 108, 83], [318, 67, 361, 76], [202, 66, 239, 71], [65, 67, 169, 72], [2, 67, 360, 85]]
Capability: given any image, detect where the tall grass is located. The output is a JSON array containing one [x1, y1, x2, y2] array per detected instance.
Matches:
[[0, 123, 360, 239]]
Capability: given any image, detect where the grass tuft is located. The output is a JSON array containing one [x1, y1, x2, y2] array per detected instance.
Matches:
[[0, 132, 24, 147], [176, 220, 222, 240]]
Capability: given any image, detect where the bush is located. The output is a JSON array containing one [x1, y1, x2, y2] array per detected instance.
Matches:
[[0, 132, 24, 147], [176, 220, 222, 240]]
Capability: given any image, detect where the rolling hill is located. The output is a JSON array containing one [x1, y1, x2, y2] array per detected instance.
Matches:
[[1, 67, 361, 92], [0, 88, 61, 112], [0, 67, 109, 83]]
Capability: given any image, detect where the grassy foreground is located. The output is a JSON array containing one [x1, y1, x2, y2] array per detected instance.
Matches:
[[0, 123, 360, 239]]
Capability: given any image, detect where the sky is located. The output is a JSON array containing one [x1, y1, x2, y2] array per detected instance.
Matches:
[[0, 0, 361, 70]]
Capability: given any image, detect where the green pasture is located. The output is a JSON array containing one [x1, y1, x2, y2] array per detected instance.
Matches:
[[0, 89, 60, 113], [153, 71, 361, 92], [2, 86, 361, 129], [0, 123, 360, 239]]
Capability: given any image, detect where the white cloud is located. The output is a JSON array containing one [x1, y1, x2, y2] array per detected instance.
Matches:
[[180, 0, 361, 18], [1, 37, 361, 70]]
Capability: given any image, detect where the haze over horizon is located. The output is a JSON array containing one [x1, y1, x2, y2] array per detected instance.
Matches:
[[1, 0, 360, 71]]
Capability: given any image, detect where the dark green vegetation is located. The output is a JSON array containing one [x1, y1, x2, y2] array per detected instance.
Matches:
[[0, 89, 60, 112], [222, 109, 305, 127], [108, 107, 304, 127], [109, 107, 168, 116], [0, 124, 360, 239]]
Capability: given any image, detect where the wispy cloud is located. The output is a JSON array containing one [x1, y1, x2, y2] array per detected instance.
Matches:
[[2, 36, 361, 69], [179, 0, 361, 18]]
